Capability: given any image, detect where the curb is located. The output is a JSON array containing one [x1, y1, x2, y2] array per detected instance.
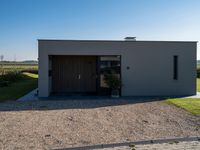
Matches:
[[55, 136, 200, 150]]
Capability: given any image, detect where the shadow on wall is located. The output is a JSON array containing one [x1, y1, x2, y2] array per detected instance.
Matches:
[[0, 96, 171, 112]]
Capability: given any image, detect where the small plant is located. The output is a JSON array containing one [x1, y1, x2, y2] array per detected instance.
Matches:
[[129, 144, 136, 150], [129, 144, 135, 147], [104, 73, 121, 90], [104, 72, 121, 98]]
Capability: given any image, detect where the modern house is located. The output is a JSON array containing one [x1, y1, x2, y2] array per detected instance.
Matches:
[[38, 38, 197, 97]]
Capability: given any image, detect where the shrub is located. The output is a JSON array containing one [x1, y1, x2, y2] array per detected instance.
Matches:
[[197, 68, 200, 78], [0, 71, 24, 83], [0, 81, 9, 87], [21, 69, 38, 74], [104, 73, 121, 90]]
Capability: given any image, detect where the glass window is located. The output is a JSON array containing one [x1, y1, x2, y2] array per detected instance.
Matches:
[[99, 56, 121, 88]]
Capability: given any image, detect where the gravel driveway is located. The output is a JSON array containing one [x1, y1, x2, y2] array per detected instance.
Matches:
[[0, 98, 199, 149]]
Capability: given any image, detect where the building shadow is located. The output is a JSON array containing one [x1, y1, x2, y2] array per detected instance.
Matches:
[[0, 96, 172, 111]]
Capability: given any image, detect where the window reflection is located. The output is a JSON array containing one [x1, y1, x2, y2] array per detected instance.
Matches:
[[99, 56, 120, 88]]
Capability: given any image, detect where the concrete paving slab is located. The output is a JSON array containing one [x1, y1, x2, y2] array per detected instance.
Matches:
[[181, 92, 200, 98], [17, 88, 39, 101]]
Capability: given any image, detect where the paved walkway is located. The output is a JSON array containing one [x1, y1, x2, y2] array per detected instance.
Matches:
[[17, 90, 200, 102], [182, 92, 200, 98], [17, 88, 38, 101], [17, 89, 200, 101]]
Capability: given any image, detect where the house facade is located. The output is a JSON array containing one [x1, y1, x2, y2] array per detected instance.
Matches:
[[38, 39, 197, 97]]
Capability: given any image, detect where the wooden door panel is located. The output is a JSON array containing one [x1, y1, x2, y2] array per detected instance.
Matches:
[[79, 56, 96, 92], [52, 56, 96, 94]]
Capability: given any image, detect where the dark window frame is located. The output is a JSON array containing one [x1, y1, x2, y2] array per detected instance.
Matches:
[[97, 55, 121, 95], [173, 55, 178, 80]]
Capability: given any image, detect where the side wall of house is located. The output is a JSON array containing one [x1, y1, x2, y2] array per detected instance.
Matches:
[[38, 40, 196, 97], [122, 42, 196, 96]]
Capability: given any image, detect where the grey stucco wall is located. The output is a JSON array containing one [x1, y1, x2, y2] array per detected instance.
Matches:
[[38, 40, 197, 97]]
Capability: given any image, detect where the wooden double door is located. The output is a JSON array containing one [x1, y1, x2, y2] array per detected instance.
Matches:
[[52, 56, 97, 94]]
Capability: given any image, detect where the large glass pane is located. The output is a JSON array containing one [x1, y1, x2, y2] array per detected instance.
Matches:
[[99, 56, 121, 88]]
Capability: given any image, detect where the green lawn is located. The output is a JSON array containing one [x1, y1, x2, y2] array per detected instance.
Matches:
[[166, 98, 200, 115], [166, 76, 200, 114], [0, 72, 38, 101], [197, 78, 200, 92], [22, 72, 38, 78]]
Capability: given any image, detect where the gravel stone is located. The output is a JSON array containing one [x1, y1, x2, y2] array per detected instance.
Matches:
[[0, 99, 199, 149]]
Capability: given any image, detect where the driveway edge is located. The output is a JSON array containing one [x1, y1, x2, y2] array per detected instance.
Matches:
[[56, 136, 200, 150]]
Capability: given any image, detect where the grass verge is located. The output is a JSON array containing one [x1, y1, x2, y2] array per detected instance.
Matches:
[[166, 98, 200, 115], [197, 78, 200, 92], [0, 72, 38, 101], [23, 72, 38, 78]]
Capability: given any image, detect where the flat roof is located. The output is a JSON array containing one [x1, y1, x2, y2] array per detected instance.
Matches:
[[38, 39, 198, 43]]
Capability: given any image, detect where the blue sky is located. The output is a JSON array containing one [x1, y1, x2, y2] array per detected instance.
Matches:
[[0, 0, 200, 61]]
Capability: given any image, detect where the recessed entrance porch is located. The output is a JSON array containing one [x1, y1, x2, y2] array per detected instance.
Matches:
[[49, 55, 121, 96]]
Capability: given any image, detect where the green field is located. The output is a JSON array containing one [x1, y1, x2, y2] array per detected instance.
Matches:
[[0, 72, 38, 101], [0, 63, 38, 74], [197, 64, 200, 69]]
